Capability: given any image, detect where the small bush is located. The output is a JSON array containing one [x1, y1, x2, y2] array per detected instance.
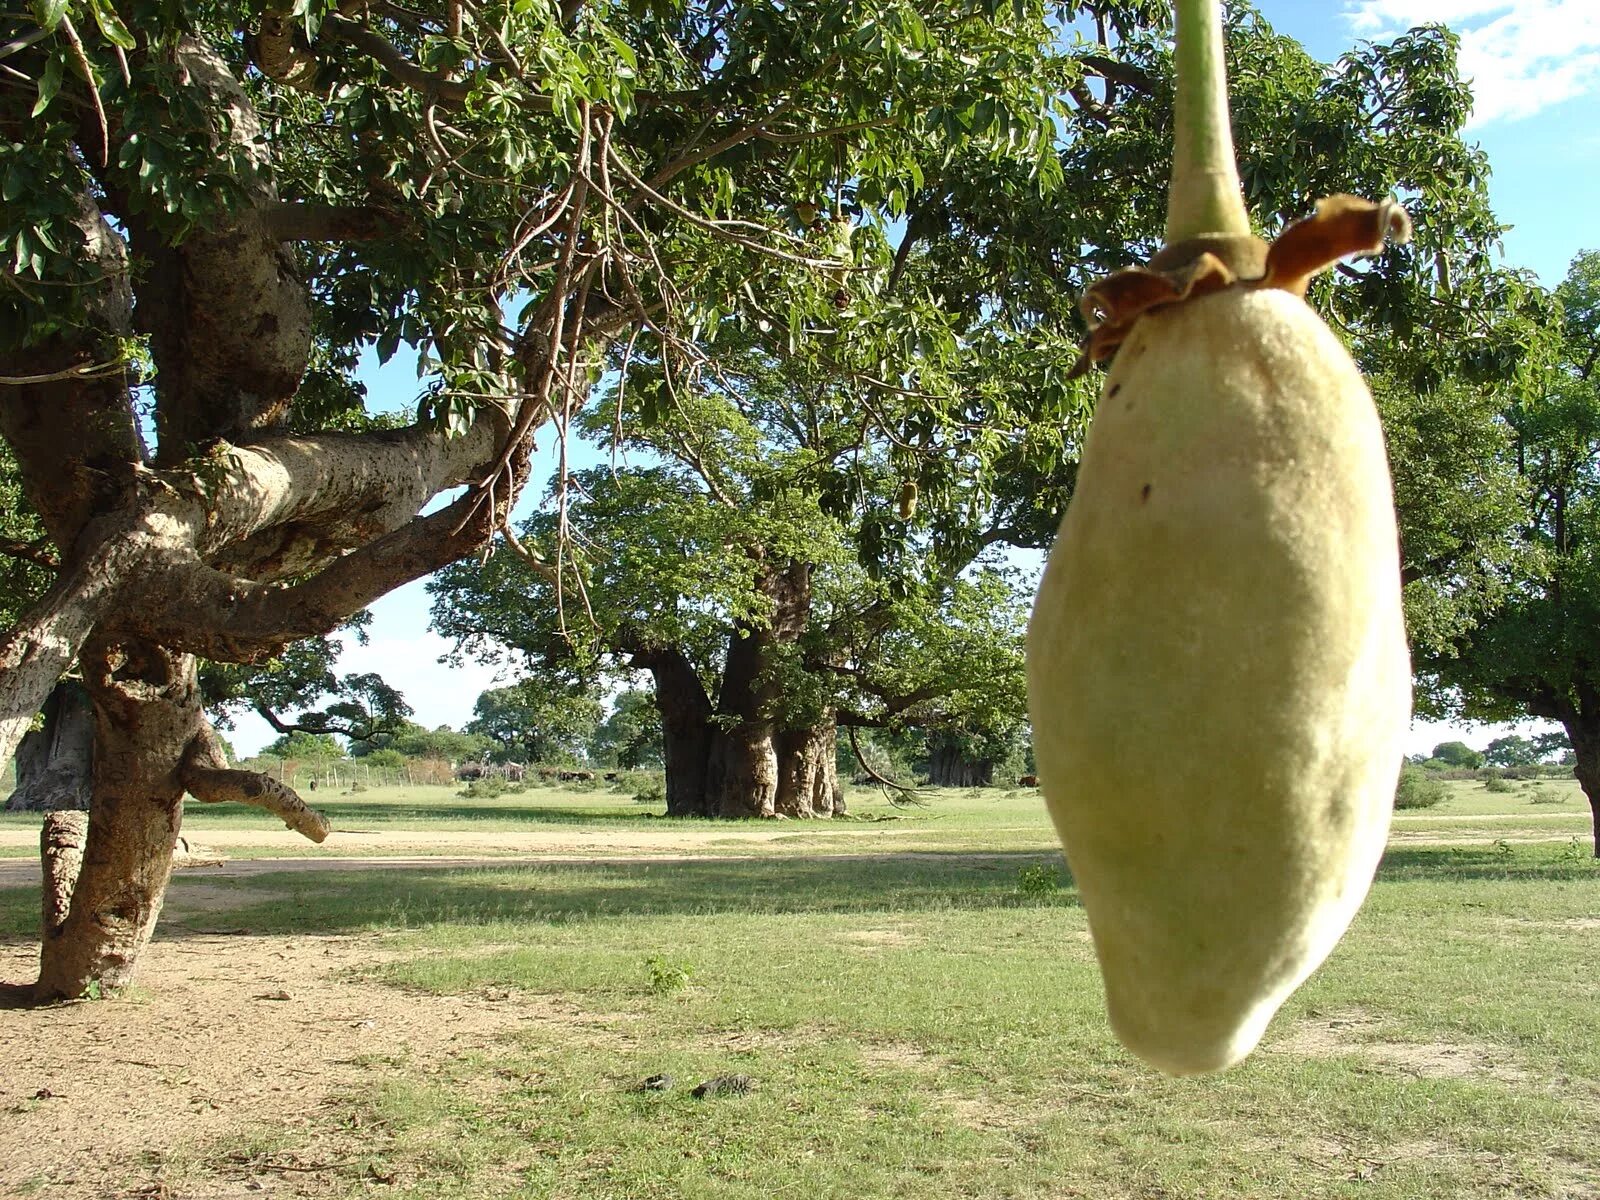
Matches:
[[1482, 777, 1516, 794], [633, 779, 667, 806], [1394, 764, 1446, 810], [459, 776, 525, 799], [644, 955, 693, 995], [1017, 864, 1062, 897], [1527, 786, 1565, 805], [614, 770, 666, 806]]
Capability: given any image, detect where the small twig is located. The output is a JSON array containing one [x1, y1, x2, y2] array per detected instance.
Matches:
[[57, 16, 108, 166], [0, 358, 126, 385], [0, 26, 53, 60], [607, 147, 849, 270]]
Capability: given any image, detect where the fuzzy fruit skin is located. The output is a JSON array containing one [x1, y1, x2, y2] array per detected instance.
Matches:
[[1028, 288, 1411, 1076]]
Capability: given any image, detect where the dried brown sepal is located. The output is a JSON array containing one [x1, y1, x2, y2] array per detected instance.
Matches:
[[1068, 195, 1412, 378]]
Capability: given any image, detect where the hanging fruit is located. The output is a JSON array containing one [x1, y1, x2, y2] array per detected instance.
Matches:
[[1026, 0, 1413, 1076]]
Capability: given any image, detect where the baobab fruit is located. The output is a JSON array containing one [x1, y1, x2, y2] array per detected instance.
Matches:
[[1029, 283, 1410, 1074], [1025, 0, 1412, 1075]]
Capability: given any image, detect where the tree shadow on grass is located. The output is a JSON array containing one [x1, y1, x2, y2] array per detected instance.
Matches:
[[184, 798, 670, 827], [0, 850, 1079, 943], [1377, 844, 1598, 883]]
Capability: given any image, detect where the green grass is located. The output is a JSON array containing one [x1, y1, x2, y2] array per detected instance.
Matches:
[[0, 782, 1064, 858], [3, 782, 1598, 1198]]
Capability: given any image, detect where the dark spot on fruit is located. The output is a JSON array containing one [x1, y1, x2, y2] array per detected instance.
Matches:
[[1108, 383, 1121, 397], [1140, 483, 1152, 503]]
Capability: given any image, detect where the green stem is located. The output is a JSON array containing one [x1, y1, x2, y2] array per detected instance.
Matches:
[[1165, 0, 1250, 243]]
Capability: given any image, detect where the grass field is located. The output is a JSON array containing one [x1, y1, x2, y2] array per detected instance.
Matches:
[[1, 778, 1597, 1198]]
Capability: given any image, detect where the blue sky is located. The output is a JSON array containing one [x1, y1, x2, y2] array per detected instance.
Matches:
[[228, 1, 1600, 757]]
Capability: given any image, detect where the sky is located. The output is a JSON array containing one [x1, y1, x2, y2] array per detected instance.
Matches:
[[227, 0, 1600, 758]]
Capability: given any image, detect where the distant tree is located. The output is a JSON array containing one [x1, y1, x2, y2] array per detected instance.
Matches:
[[393, 724, 491, 765], [1430, 741, 1485, 769], [361, 748, 408, 772], [203, 626, 412, 745], [263, 731, 344, 761], [1415, 252, 1600, 853], [590, 691, 665, 769], [352, 720, 490, 764], [1532, 731, 1574, 761], [467, 681, 603, 764], [1483, 735, 1540, 768]]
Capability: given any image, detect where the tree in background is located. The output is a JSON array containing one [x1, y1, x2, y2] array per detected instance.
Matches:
[[1482, 736, 1540, 769], [590, 691, 665, 769], [202, 625, 412, 746], [350, 721, 490, 764], [0, 0, 1071, 996], [1429, 741, 1485, 770], [1414, 253, 1600, 852], [262, 731, 344, 761], [431, 9, 1525, 821], [467, 681, 603, 764]]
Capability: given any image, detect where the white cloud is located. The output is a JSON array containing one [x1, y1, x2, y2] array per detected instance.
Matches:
[[1343, 0, 1600, 125]]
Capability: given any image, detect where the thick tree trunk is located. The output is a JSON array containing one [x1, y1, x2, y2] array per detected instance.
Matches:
[[702, 560, 811, 818], [34, 640, 203, 1000], [925, 738, 995, 788], [706, 726, 779, 818], [639, 648, 714, 817], [7, 682, 94, 811], [775, 720, 843, 817], [1568, 717, 1600, 858]]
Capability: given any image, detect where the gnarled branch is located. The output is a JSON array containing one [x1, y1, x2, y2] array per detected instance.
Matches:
[[181, 725, 329, 842]]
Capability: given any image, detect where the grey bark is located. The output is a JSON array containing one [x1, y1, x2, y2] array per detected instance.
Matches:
[[7, 681, 93, 811], [775, 721, 843, 817], [34, 640, 197, 1000]]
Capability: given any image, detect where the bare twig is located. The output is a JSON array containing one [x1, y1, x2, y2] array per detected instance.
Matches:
[[56, 16, 107, 166], [847, 725, 926, 807]]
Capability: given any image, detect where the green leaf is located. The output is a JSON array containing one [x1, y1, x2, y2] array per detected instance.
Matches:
[[32, 53, 64, 117], [30, 0, 69, 32], [87, 0, 135, 49]]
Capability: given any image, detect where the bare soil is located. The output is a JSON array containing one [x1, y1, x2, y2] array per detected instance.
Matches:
[[0, 881, 631, 1200]]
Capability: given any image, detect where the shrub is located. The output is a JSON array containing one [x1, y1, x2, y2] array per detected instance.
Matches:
[[1017, 864, 1062, 896], [644, 955, 693, 995], [630, 775, 667, 806], [1394, 764, 1447, 810], [1482, 776, 1516, 793], [459, 776, 525, 799], [1527, 786, 1565, 805]]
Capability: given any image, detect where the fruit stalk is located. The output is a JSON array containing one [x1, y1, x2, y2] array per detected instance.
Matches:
[[1166, 0, 1250, 243]]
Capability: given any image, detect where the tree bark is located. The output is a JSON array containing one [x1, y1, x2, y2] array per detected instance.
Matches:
[[775, 719, 843, 817], [1566, 715, 1600, 858], [705, 724, 779, 818], [40, 810, 89, 936], [7, 681, 94, 812], [925, 736, 996, 788], [636, 647, 714, 816], [702, 560, 812, 818], [34, 639, 201, 1001]]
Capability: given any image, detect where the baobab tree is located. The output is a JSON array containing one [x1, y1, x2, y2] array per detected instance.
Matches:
[[0, 0, 1066, 997]]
